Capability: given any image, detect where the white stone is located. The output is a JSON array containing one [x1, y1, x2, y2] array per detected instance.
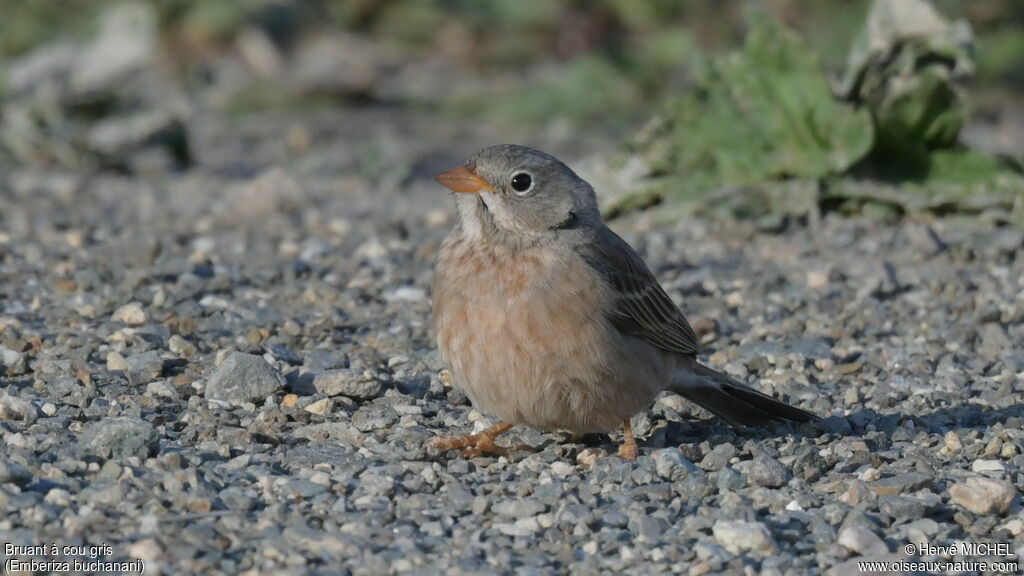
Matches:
[[111, 302, 147, 325]]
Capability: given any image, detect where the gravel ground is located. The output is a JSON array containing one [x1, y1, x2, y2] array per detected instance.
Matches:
[[1, 106, 1023, 575]]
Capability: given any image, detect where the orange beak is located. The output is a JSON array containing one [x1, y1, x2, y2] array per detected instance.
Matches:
[[434, 163, 494, 194]]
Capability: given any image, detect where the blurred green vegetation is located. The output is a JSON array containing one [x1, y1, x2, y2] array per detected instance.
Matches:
[[609, 3, 1023, 225], [3, 1, 1021, 123], [0, 1, 111, 57], [661, 14, 874, 184], [2, 1, 1022, 99], [1, 0, 1021, 224]]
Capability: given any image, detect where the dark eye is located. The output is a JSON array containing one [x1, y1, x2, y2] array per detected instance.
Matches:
[[510, 172, 533, 193]]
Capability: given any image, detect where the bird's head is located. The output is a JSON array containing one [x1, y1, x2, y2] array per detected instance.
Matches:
[[434, 145, 600, 243]]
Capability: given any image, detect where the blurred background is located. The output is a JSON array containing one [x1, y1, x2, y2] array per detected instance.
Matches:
[[1, 0, 1022, 223]]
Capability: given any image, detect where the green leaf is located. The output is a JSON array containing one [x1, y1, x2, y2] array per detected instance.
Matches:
[[669, 12, 873, 186]]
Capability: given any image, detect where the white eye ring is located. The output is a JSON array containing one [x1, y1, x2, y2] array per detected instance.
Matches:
[[510, 171, 534, 195]]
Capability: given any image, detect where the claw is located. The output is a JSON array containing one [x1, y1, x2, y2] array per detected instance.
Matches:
[[428, 422, 531, 458]]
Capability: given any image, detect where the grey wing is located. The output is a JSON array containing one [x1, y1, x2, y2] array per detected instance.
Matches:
[[580, 226, 700, 357]]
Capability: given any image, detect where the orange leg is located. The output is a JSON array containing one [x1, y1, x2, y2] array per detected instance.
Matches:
[[428, 422, 530, 458], [617, 419, 639, 461]]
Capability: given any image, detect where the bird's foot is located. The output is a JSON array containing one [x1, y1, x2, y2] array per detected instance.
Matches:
[[617, 440, 639, 461], [428, 422, 531, 458], [617, 418, 639, 461]]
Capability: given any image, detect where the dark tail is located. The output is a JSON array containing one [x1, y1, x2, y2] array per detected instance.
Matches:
[[670, 361, 818, 428]]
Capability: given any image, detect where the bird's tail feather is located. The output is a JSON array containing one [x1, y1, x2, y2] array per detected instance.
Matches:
[[669, 361, 818, 428]]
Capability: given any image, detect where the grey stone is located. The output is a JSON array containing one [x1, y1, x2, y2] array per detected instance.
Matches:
[[837, 525, 889, 556], [700, 443, 737, 471], [125, 351, 164, 386], [878, 495, 925, 523], [792, 448, 829, 481], [653, 448, 701, 481], [712, 519, 777, 555], [0, 393, 37, 423], [978, 323, 1011, 361], [1, 347, 27, 375], [816, 416, 853, 435], [281, 479, 328, 499], [630, 515, 670, 543], [868, 473, 932, 496], [80, 417, 158, 459], [48, 377, 85, 398], [313, 369, 382, 400], [303, 350, 347, 372], [205, 352, 284, 404], [717, 467, 745, 492], [492, 499, 545, 519], [351, 404, 397, 432], [0, 461, 33, 486], [748, 455, 792, 488], [358, 469, 396, 497]]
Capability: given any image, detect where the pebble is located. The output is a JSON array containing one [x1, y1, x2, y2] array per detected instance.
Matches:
[[1000, 518, 1024, 537], [944, 431, 963, 453], [1, 347, 27, 374], [837, 525, 889, 556], [840, 480, 874, 506], [205, 352, 284, 404], [111, 302, 147, 325], [305, 398, 330, 416], [868, 473, 931, 496], [699, 444, 737, 471], [654, 448, 701, 481], [80, 417, 159, 459], [712, 520, 777, 555], [106, 351, 129, 371], [0, 393, 37, 423], [125, 351, 164, 386], [492, 499, 545, 519], [576, 448, 608, 468], [970, 459, 1006, 474], [168, 334, 197, 357], [0, 461, 33, 486], [550, 461, 575, 478], [717, 467, 745, 492], [949, 476, 1017, 515], [748, 455, 791, 488], [44, 488, 73, 507], [383, 286, 427, 302], [312, 369, 382, 400]]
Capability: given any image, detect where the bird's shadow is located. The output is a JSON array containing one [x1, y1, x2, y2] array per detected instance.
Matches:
[[532, 401, 1024, 461], [671, 401, 1022, 451]]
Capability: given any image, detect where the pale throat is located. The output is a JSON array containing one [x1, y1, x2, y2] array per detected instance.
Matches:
[[454, 192, 524, 240], [454, 193, 486, 240]]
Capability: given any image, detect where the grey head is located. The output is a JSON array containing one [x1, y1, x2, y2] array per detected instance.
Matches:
[[435, 145, 601, 245]]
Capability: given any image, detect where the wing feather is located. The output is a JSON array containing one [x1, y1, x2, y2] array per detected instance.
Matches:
[[579, 226, 699, 357]]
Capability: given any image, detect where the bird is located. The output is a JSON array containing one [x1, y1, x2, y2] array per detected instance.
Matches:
[[429, 144, 818, 460]]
